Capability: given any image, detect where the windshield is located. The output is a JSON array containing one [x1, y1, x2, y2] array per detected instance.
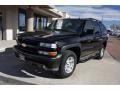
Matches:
[[47, 19, 84, 33]]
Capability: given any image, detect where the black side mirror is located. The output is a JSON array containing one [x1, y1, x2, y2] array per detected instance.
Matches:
[[44, 27, 48, 29]]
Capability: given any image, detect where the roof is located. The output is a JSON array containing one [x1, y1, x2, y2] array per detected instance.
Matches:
[[57, 18, 101, 22], [82, 18, 101, 22]]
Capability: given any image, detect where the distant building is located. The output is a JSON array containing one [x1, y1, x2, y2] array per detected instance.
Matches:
[[0, 5, 62, 40]]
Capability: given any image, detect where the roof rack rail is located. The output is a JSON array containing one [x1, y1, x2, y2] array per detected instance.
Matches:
[[85, 18, 99, 21]]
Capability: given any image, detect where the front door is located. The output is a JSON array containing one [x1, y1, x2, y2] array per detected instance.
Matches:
[[0, 14, 3, 40]]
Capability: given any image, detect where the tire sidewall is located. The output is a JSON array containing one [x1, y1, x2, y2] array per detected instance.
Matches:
[[59, 50, 77, 78], [98, 46, 105, 59]]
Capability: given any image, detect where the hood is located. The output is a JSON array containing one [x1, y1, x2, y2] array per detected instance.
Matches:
[[18, 30, 78, 43]]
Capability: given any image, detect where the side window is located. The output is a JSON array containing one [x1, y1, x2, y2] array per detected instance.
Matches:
[[92, 21, 101, 36], [99, 22, 107, 35], [83, 20, 94, 35]]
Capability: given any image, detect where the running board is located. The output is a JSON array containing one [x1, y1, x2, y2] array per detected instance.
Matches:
[[80, 52, 97, 62]]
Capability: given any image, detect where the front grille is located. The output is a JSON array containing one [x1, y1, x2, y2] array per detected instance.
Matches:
[[17, 37, 38, 46], [17, 37, 57, 55], [18, 45, 39, 55]]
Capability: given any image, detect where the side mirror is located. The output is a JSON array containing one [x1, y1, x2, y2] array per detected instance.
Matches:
[[44, 27, 48, 29]]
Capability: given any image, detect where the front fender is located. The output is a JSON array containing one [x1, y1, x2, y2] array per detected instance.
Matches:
[[61, 43, 81, 53]]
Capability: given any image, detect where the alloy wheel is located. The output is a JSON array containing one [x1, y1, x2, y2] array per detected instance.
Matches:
[[64, 56, 75, 74]]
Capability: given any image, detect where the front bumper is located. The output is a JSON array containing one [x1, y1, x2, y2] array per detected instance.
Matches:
[[14, 45, 62, 71]]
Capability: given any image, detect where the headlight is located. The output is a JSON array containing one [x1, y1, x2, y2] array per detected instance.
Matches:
[[39, 43, 57, 49], [38, 51, 49, 55]]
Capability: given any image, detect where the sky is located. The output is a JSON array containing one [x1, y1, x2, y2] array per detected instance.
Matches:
[[55, 5, 120, 29]]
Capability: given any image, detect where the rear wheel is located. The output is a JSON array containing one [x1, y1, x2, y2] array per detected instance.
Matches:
[[57, 50, 77, 78], [95, 46, 105, 59]]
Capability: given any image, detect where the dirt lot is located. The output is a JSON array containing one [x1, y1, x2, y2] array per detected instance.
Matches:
[[107, 36, 120, 61]]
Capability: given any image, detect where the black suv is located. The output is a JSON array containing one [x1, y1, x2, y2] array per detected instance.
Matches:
[[14, 18, 108, 78]]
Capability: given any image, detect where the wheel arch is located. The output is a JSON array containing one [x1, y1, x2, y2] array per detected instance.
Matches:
[[103, 41, 107, 49], [61, 43, 81, 63]]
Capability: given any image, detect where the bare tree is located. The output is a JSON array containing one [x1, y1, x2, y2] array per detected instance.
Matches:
[[110, 24, 120, 31]]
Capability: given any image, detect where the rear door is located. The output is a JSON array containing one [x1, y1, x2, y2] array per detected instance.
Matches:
[[80, 20, 95, 57], [92, 21, 103, 51]]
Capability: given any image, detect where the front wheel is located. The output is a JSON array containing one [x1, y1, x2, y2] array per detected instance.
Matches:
[[57, 50, 77, 78]]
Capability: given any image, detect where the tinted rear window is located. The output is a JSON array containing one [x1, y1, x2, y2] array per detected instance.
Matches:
[[99, 22, 107, 35]]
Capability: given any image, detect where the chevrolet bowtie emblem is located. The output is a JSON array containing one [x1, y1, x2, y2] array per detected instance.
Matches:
[[22, 43, 27, 47]]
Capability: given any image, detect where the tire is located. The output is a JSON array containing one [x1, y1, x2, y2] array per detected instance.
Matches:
[[95, 46, 105, 59], [57, 50, 77, 78]]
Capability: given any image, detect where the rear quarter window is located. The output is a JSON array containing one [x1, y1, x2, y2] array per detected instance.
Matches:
[[92, 21, 101, 35], [99, 22, 107, 35]]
